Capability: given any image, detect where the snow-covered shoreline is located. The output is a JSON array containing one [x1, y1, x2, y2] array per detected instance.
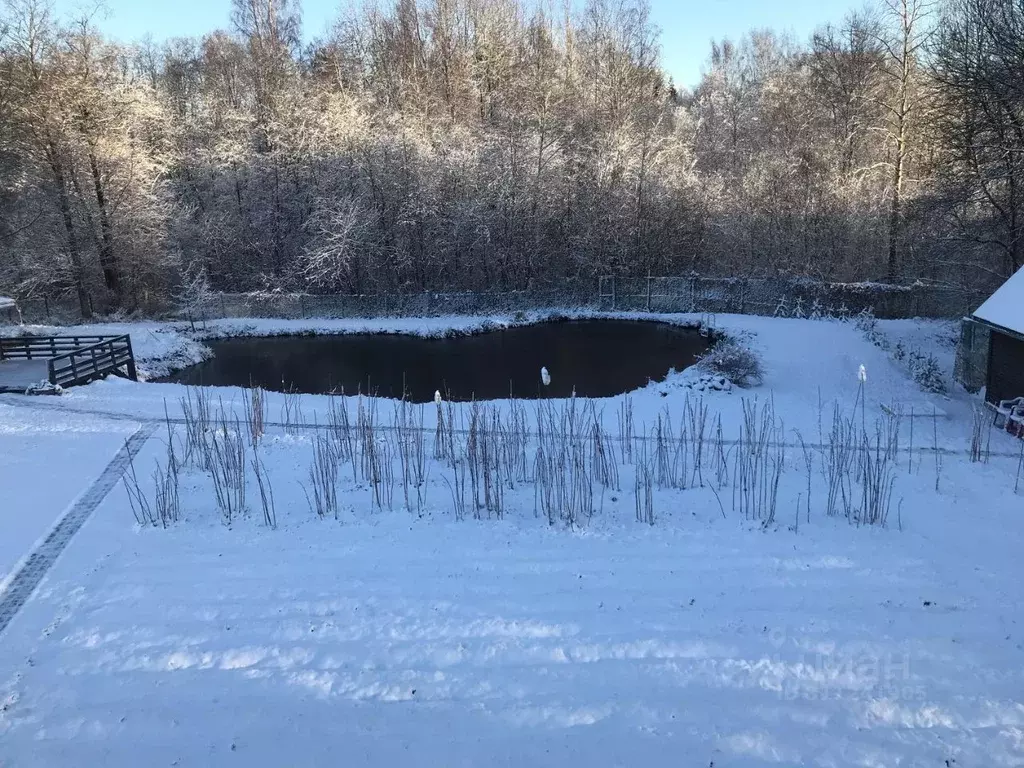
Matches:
[[2, 308, 953, 383], [0, 311, 965, 434]]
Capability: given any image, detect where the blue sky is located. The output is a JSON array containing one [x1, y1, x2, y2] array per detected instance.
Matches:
[[56, 0, 858, 88]]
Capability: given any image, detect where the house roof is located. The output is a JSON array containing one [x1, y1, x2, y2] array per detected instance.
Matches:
[[974, 267, 1024, 336], [0, 296, 15, 310]]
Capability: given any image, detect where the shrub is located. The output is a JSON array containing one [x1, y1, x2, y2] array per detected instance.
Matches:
[[697, 335, 764, 387], [907, 349, 947, 394], [894, 341, 947, 394], [855, 307, 888, 349]]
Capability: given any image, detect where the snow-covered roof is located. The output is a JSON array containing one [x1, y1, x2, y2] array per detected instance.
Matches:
[[0, 296, 15, 310], [974, 267, 1024, 336]]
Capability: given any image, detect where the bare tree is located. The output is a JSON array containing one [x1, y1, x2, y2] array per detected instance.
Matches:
[[873, 0, 934, 280], [0, 0, 1017, 309], [933, 0, 1024, 280]]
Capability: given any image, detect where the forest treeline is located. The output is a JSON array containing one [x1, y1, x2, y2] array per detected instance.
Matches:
[[0, 0, 1021, 315]]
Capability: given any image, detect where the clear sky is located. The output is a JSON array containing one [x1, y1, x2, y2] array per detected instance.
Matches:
[[54, 0, 859, 89]]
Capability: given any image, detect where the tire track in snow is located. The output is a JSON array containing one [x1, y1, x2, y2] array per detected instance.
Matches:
[[0, 422, 157, 637]]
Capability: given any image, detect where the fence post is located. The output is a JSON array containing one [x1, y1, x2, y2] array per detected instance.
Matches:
[[220, 292, 227, 318], [124, 336, 138, 381]]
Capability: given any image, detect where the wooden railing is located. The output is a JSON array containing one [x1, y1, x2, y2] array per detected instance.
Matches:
[[0, 335, 137, 388], [0, 335, 120, 360]]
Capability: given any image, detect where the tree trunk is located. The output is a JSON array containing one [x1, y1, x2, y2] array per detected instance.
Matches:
[[888, 147, 903, 282], [887, 0, 915, 284], [87, 146, 121, 301], [45, 138, 91, 318], [636, 131, 649, 273]]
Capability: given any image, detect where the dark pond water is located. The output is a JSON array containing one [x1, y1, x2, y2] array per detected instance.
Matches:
[[162, 321, 711, 402]]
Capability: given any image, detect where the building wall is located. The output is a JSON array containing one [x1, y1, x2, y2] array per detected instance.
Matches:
[[988, 329, 1024, 404], [954, 318, 991, 394]]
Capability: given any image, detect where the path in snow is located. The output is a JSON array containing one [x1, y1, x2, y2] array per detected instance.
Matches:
[[0, 423, 156, 635], [0, 405, 140, 585]]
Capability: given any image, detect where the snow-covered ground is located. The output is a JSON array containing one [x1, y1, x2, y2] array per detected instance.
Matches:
[[0, 404, 137, 588], [1, 313, 1023, 767]]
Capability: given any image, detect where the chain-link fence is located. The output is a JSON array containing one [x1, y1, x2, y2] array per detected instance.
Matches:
[[598, 276, 984, 320], [9, 296, 95, 325], [7, 285, 594, 324], [187, 284, 596, 321], [6, 275, 983, 325]]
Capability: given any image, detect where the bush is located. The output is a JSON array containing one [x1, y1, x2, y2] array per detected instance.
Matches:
[[906, 349, 947, 394], [854, 307, 888, 349], [697, 335, 764, 387], [894, 341, 947, 393]]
